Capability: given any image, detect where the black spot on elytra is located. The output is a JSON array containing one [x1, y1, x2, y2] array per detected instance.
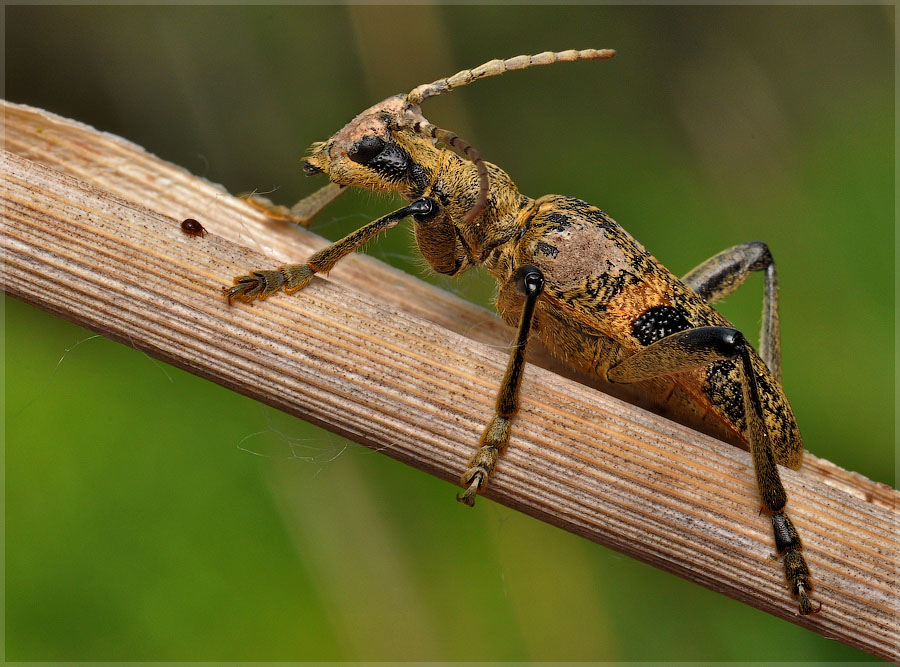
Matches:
[[583, 271, 640, 310], [705, 359, 746, 429], [536, 241, 559, 259], [631, 305, 692, 346], [545, 212, 572, 231]]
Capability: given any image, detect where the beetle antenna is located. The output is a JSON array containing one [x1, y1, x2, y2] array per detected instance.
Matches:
[[401, 49, 614, 223], [403, 118, 489, 225], [406, 48, 615, 105]]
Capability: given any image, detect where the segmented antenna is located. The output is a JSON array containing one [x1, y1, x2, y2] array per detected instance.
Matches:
[[408, 119, 489, 226], [406, 48, 615, 105], [403, 49, 615, 224]]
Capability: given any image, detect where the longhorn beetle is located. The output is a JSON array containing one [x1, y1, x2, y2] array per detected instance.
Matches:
[[225, 49, 818, 616]]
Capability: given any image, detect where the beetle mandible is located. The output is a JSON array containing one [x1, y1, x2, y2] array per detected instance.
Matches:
[[225, 48, 818, 616]]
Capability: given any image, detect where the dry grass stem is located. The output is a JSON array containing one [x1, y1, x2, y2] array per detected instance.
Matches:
[[2, 101, 897, 660]]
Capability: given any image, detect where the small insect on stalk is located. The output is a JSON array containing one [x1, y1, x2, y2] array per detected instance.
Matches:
[[225, 49, 819, 616], [180, 218, 207, 238]]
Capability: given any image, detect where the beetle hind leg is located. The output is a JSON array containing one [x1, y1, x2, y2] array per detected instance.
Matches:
[[607, 326, 819, 615], [736, 342, 819, 615], [458, 416, 512, 506], [773, 512, 820, 615], [681, 241, 781, 381]]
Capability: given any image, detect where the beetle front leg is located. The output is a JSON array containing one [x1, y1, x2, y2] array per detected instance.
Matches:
[[458, 266, 544, 506], [225, 197, 435, 303], [608, 327, 819, 615], [243, 182, 345, 227]]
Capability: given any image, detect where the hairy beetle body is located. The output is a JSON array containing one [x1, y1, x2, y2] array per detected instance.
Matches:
[[226, 49, 817, 615]]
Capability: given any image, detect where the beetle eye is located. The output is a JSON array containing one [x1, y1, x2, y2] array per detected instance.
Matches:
[[348, 135, 386, 164]]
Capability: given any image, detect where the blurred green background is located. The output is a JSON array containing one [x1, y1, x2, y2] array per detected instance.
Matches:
[[4, 5, 893, 662]]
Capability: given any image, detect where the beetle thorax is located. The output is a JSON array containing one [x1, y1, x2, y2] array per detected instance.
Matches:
[[430, 151, 531, 268]]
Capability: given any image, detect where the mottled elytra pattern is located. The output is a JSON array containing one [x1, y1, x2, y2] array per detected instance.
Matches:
[[705, 360, 746, 430], [225, 49, 817, 616]]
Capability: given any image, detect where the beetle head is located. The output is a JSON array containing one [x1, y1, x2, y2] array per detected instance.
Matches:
[[303, 95, 434, 195]]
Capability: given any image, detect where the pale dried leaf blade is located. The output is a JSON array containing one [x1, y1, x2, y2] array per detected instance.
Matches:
[[1, 100, 898, 660]]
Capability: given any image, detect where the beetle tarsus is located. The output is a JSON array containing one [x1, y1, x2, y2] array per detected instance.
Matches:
[[457, 473, 483, 507], [458, 443, 502, 507], [225, 268, 294, 304], [796, 584, 821, 616]]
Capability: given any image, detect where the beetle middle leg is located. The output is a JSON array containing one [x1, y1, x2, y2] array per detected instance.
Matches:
[[458, 266, 545, 506], [607, 327, 819, 615]]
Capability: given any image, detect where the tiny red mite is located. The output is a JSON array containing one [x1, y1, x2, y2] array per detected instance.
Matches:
[[181, 218, 206, 238]]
